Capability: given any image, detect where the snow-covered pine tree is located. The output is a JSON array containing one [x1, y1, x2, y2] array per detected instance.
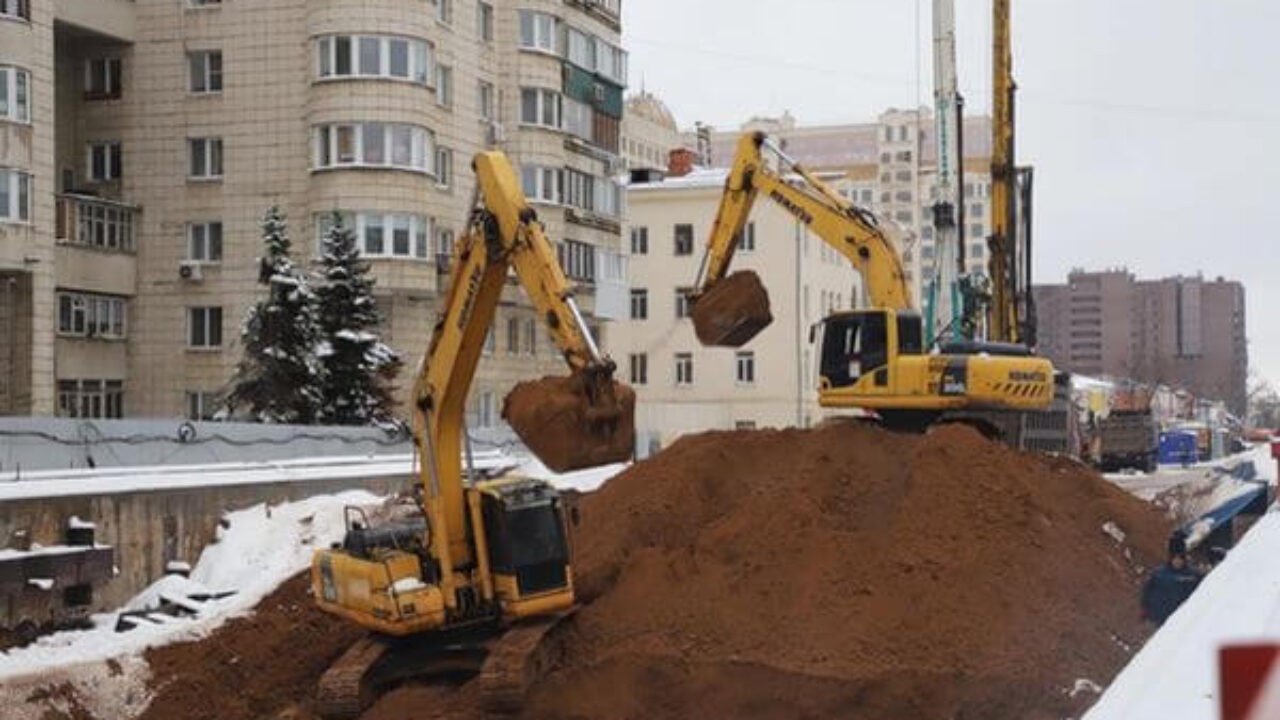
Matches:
[[315, 212, 403, 425], [223, 206, 324, 423]]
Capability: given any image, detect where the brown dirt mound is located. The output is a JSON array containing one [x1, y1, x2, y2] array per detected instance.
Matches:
[[137, 573, 362, 720], [522, 422, 1169, 720]]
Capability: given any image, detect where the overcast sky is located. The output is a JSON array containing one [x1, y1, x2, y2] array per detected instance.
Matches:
[[622, 0, 1280, 387]]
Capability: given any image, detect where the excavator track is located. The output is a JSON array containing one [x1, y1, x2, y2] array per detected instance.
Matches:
[[475, 610, 574, 715], [317, 635, 391, 720]]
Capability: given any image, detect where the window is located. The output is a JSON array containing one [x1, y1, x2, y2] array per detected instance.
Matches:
[[57, 380, 124, 419], [736, 351, 755, 384], [0, 0, 29, 20], [518, 10, 560, 54], [187, 392, 215, 421], [520, 165, 563, 204], [87, 141, 122, 182], [675, 287, 693, 319], [969, 243, 986, 259], [567, 29, 596, 69], [0, 66, 31, 121], [436, 147, 453, 187], [675, 353, 693, 385], [563, 97, 592, 140], [318, 211, 432, 260], [674, 224, 694, 255], [317, 35, 433, 85], [558, 240, 596, 282], [970, 224, 984, 238], [314, 123, 434, 174], [0, 169, 31, 222], [483, 326, 495, 355], [629, 288, 647, 320], [188, 306, 223, 348], [594, 38, 628, 84], [524, 319, 536, 355], [736, 222, 756, 252], [436, 65, 453, 107], [507, 316, 520, 354], [970, 203, 983, 216], [477, 2, 494, 41], [630, 226, 648, 255], [188, 221, 223, 262], [520, 87, 561, 129], [188, 51, 223, 93], [188, 138, 223, 179], [436, 0, 453, 25], [629, 353, 647, 385], [478, 81, 495, 120], [84, 58, 122, 100], [58, 292, 126, 339]]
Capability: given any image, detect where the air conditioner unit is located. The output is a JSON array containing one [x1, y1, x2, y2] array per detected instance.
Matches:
[[179, 261, 204, 282]]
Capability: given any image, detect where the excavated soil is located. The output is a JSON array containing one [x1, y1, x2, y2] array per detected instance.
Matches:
[[503, 374, 636, 472], [136, 574, 362, 720], [131, 423, 1169, 720], [690, 269, 774, 347]]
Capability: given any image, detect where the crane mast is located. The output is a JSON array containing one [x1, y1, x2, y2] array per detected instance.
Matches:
[[926, 0, 965, 345], [989, 0, 1018, 343]]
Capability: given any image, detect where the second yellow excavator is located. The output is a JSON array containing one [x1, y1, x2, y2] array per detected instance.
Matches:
[[310, 151, 634, 718], [690, 131, 1054, 430]]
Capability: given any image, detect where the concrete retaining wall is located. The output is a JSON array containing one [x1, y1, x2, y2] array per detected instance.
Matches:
[[0, 471, 413, 632]]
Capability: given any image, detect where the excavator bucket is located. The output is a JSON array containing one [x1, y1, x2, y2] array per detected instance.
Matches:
[[503, 370, 636, 472], [691, 270, 774, 347]]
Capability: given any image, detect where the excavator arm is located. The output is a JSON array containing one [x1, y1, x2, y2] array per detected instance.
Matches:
[[692, 131, 911, 347], [410, 151, 634, 604]]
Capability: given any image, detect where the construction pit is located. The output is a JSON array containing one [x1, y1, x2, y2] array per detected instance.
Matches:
[[18, 422, 1170, 720]]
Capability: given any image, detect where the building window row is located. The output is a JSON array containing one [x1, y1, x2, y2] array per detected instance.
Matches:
[[519, 165, 624, 218], [0, 0, 29, 21], [316, 35, 433, 86], [58, 379, 123, 420], [557, 239, 596, 282], [0, 169, 31, 223], [314, 123, 435, 175], [518, 10, 627, 85], [318, 211, 431, 260], [0, 66, 30, 123], [58, 292, 127, 339]]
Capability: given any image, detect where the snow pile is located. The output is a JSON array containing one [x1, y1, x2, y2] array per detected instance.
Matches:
[[516, 455, 628, 493], [0, 490, 380, 681], [1085, 508, 1280, 720]]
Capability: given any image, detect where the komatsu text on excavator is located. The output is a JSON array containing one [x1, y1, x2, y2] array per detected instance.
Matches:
[[689, 131, 1054, 430], [309, 152, 634, 718]]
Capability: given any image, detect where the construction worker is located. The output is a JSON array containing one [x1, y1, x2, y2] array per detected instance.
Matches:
[[1140, 533, 1203, 626]]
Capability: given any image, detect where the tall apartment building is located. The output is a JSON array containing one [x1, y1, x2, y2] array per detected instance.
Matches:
[[1034, 270, 1248, 415], [0, 0, 628, 423], [689, 109, 996, 306], [618, 167, 859, 455]]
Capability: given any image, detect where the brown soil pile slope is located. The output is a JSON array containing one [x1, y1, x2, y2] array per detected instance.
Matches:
[[138, 574, 361, 720], [524, 422, 1169, 720]]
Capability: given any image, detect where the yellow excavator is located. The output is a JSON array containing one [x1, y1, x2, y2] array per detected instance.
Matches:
[[690, 131, 1054, 430], [310, 152, 634, 718]]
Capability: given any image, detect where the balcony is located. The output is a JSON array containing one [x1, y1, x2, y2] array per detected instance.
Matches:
[[53, 0, 136, 43], [54, 194, 137, 297]]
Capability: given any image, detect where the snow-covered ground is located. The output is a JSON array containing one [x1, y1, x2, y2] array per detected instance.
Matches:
[[1106, 444, 1274, 526], [0, 491, 379, 684], [1084, 506, 1280, 720]]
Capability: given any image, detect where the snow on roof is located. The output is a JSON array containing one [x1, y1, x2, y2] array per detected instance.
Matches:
[[628, 167, 728, 191]]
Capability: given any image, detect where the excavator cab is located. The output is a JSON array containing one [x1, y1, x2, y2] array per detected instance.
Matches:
[[818, 309, 923, 390], [476, 478, 573, 612]]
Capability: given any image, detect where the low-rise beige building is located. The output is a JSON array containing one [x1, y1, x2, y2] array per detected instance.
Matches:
[[0, 0, 629, 424], [617, 167, 857, 455], [620, 90, 680, 171]]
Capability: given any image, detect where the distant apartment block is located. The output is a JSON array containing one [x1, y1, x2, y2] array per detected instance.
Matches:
[[1034, 270, 1248, 414], [0, 0, 629, 422]]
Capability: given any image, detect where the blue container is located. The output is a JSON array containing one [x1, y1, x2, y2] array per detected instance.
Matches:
[[1159, 432, 1198, 465]]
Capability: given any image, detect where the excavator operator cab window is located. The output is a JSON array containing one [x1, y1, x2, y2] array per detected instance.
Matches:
[[896, 312, 924, 355], [481, 494, 571, 596], [820, 311, 888, 388]]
